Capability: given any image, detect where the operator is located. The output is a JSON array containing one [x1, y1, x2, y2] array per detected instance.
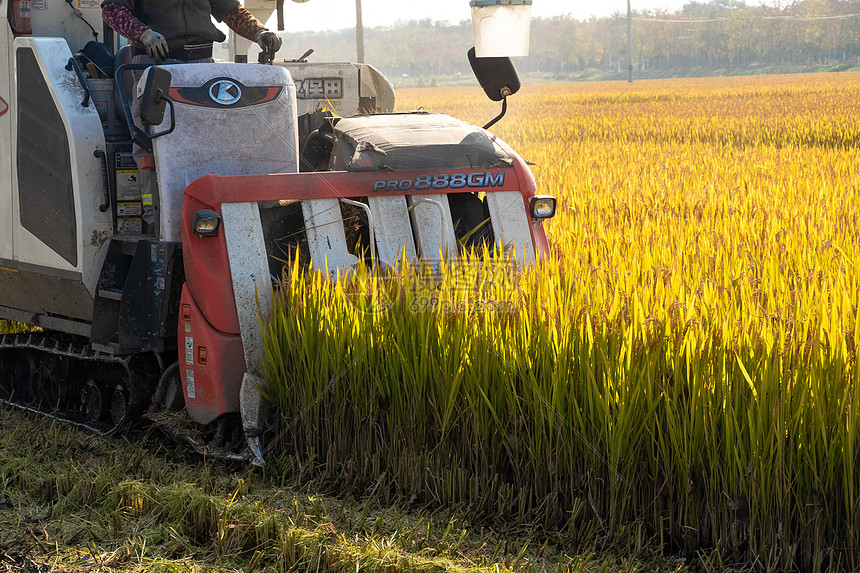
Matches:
[[101, 0, 282, 235], [100, 0, 282, 65]]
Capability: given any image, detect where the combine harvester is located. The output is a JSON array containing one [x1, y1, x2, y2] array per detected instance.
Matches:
[[0, 0, 554, 462]]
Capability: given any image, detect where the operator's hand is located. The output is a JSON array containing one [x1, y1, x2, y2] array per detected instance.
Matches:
[[140, 29, 169, 61], [256, 30, 282, 55]]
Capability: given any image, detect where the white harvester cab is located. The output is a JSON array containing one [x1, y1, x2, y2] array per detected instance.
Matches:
[[136, 63, 299, 241], [0, 0, 550, 464]]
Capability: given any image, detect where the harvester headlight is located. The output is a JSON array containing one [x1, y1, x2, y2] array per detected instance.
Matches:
[[192, 210, 221, 237], [529, 195, 557, 220]]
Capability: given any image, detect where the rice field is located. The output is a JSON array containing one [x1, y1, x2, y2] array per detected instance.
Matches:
[[262, 73, 860, 571]]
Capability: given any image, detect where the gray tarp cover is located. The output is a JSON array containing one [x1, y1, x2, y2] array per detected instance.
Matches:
[[331, 113, 513, 171]]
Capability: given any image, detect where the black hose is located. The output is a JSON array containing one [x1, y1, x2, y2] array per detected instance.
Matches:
[[65, 0, 99, 40]]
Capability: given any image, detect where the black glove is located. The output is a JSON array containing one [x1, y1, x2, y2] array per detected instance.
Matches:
[[140, 29, 169, 61], [255, 30, 282, 55]]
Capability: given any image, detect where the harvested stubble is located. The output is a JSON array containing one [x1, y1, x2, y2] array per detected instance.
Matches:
[[262, 73, 860, 571]]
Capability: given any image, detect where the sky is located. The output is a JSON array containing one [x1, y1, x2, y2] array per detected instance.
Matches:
[[271, 0, 760, 33]]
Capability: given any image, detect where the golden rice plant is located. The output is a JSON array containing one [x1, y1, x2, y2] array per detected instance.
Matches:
[[0, 320, 34, 334], [262, 73, 860, 571]]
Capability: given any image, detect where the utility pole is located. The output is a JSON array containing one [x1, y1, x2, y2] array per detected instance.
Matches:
[[627, 0, 633, 82], [356, 0, 366, 63]]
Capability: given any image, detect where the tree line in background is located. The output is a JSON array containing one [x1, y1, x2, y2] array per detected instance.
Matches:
[[275, 0, 860, 83]]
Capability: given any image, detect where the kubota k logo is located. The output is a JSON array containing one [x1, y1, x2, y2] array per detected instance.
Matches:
[[209, 80, 242, 105], [0, 96, 8, 117], [169, 79, 280, 109]]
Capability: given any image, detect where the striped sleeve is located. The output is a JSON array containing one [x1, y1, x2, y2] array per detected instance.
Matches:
[[101, 2, 149, 43], [222, 5, 267, 42]]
